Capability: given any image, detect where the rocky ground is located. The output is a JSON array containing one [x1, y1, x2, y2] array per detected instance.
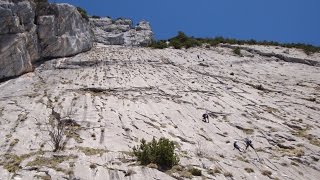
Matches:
[[0, 44, 319, 180]]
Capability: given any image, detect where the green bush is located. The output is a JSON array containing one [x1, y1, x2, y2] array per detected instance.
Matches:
[[169, 39, 184, 49], [148, 31, 320, 55], [133, 137, 179, 170], [76, 7, 89, 21], [168, 31, 201, 49]]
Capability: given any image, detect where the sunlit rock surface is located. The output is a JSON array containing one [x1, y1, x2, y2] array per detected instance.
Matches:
[[0, 44, 319, 179], [0, 0, 93, 80], [91, 17, 153, 46]]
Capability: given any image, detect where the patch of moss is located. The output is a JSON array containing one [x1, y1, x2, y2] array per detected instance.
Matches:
[[277, 147, 305, 157], [1, 154, 24, 173], [266, 106, 279, 114], [291, 128, 308, 137], [180, 170, 193, 178], [34, 175, 51, 180], [236, 155, 249, 163], [77, 146, 108, 156], [0, 152, 42, 173], [26, 155, 77, 173], [307, 135, 320, 147], [290, 127, 320, 147]]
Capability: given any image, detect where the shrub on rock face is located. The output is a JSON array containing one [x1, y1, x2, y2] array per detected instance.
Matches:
[[76, 7, 89, 21], [133, 137, 179, 170]]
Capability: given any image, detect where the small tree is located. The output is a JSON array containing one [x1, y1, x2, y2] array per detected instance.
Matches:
[[46, 109, 66, 152], [36, 108, 67, 152], [133, 137, 179, 170]]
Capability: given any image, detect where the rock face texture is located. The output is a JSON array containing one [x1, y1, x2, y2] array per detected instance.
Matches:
[[90, 17, 153, 46], [37, 3, 93, 58], [0, 0, 93, 80], [0, 0, 39, 79], [222, 44, 320, 67], [0, 44, 319, 179]]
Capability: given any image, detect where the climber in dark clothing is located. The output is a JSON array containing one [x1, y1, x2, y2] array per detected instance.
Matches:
[[233, 141, 242, 152], [244, 138, 254, 150], [202, 113, 209, 123]]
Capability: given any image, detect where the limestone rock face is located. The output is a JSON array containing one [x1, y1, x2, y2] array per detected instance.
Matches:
[[0, 0, 38, 79], [90, 17, 153, 46], [125, 21, 153, 46], [36, 3, 94, 58], [0, 44, 319, 180], [0, 0, 94, 80]]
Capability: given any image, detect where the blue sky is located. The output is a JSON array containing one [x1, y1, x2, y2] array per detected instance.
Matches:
[[49, 0, 320, 46]]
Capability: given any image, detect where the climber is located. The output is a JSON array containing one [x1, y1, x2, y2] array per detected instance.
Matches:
[[233, 141, 242, 152], [244, 138, 254, 150], [202, 113, 209, 123]]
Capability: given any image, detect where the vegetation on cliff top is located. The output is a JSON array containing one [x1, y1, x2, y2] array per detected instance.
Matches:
[[149, 31, 320, 55], [76, 6, 89, 21]]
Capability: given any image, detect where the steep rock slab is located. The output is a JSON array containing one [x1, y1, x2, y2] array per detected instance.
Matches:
[[90, 17, 153, 46], [0, 0, 39, 79], [37, 3, 94, 58], [0, 45, 319, 179]]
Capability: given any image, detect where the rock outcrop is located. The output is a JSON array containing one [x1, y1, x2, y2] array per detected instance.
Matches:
[[37, 3, 93, 58], [90, 17, 153, 46], [0, 0, 93, 80], [0, 0, 39, 79]]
